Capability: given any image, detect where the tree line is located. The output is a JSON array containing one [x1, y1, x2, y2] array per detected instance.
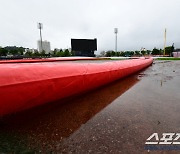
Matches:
[[0, 46, 25, 56], [0, 46, 72, 57], [0, 45, 175, 58], [100, 46, 174, 57]]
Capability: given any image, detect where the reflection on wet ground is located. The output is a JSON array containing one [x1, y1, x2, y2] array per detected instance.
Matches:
[[0, 60, 180, 153]]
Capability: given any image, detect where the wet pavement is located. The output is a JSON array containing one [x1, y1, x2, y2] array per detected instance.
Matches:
[[0, 60, 180, 153]]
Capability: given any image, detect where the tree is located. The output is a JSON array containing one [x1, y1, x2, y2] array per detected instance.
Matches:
[[105, 51, 112, 57], [165, 46, 174, 56], [64, 49, 71, 57], [100, 51, 106, 57], [111, 51, 116, 57], [0, 48, 8, 56], [18, 47, 25, 55], [146, 50, 151, 55], [3, 46, 25, 56], [152, 48, 160, 55], [52, 49, 57, 57], [40, 50, 46, 57], [56, 51, 62, 57], [5, 46, 18, 55], [33, 51, 40, 57], [25, 51, 33, 57], [141, 50, 146, 55], [120, 51, 125, 57], [116, 52, 120, 57], [135, 51, 140, 55], [124, 51, 130, 57], [130, 51, 134, 56]]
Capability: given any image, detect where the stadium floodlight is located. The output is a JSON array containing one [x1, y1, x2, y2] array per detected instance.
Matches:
[[38, 23, 43, 52], [164, 28, 166, 56], [114, 28, 118, 52]]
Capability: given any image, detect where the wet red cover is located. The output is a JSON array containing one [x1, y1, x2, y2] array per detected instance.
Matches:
[[0, 58, 153, 116], [0, 57, 100, 64]]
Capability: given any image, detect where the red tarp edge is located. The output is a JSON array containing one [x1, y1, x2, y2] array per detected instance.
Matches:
[[0, 58, 153, 116]]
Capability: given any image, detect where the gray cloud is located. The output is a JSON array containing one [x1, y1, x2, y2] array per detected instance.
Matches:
[[0, 0, 180, 51]]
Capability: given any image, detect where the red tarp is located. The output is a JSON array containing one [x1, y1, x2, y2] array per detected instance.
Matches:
[[0, 57, 101, 64], [0, 58, 153, 116]]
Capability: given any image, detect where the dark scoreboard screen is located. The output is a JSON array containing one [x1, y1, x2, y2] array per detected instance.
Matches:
[[71, 39, 97, 51]]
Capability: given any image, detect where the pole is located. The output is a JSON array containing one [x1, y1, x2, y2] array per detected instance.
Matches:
[[115, 33, 117, 52], [40, 27, 43, 52], [38, 23, 43, 52], [164, 28, 166, 56], [114, 28, 118, 52]]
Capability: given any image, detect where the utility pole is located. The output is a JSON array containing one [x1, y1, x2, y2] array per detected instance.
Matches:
[[38, 23, 43, 52], [114, 28, 118, 52], [164, 28, 166, 56]]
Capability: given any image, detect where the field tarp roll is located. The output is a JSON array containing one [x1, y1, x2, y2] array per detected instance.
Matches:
[[0, 58, 153, 116], [0, 57, 101, 64]]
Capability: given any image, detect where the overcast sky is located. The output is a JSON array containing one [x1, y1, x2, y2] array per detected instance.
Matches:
[[0, 0, 180, 52]]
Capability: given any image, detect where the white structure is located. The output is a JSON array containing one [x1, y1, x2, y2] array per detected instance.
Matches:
[[37, 40, 51, 54], [25, 48, 37, 54], [173, 49, 180, 57]]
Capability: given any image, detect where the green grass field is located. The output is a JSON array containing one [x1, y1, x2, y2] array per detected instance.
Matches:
[[156, 57, 180, 60]]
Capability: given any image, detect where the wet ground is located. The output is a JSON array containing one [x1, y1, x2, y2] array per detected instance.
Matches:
[[0, 60, 180, 153]]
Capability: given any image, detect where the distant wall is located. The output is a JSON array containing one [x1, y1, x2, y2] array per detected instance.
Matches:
[[173, 52, 180, 57]]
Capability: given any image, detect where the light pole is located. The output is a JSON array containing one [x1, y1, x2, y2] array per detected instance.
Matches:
[[114, 28, 118, 52], [164, 28, 166, 56], [38, 23, 43, 52]]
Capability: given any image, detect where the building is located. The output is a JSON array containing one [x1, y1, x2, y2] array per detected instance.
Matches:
[[25, 48, 38, 54], [37, 40, 51, 54], [71, 38, 97, 57], [173, 49, 180, 57]]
